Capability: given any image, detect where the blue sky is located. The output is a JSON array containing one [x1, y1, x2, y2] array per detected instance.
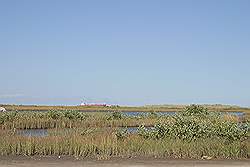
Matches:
[[0, 0, 250, 106]]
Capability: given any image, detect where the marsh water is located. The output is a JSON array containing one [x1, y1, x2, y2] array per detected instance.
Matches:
[[17, 129, 49, 137], [122, 111, 245, 117], [16, 127, 146, 137], [122, 111, 176, 117]]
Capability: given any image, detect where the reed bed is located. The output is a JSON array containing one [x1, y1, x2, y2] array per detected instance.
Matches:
[[0, 128, 249, 159], [0, 112, 246, 130], [0, 111, 171, 130]]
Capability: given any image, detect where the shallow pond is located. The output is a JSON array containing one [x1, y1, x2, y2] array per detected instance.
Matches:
[[122, 111, 176, 117], [16, 127, 140, 137], [17, 129, 48, 137], [122, 111, 245, 117]]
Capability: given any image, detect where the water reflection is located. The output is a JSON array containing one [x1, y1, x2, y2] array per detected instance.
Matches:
[[123, 111, 176, 117], [17, 129, 48, 137]]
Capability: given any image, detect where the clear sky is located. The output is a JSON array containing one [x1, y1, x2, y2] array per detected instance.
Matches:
[[0, 0, 250, 106]]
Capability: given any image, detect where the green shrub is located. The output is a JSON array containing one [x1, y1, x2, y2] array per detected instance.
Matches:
[[63, 110, 86, 120], [47, 110, 62, 120], [115, 128, 128, 141], [0, 111, 17, 124], [147, 111, 159, 118], [138, 125, 151, 139], [137, 105, 249, 142], [107, 111, 123, 120], [181, 104, 209, 116]]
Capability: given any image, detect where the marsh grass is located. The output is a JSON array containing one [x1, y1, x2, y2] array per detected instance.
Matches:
[[0, 105, 249, 159], [0, 129, 248, 159], [2, 104, 250, 111], [0, 111, 165, 130]]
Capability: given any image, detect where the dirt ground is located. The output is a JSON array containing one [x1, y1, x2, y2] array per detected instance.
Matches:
[[0, 156, 249, 167]]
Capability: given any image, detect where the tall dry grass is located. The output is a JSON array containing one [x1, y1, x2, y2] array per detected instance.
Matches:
[[0, 129, 248, 159]]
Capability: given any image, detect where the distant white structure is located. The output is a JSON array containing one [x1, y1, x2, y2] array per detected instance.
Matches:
[[0, 107, 6, 112], [80, 101, 112, 107]]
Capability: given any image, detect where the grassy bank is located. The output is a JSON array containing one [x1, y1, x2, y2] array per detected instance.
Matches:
[[1, 104, 250, 113], [0, 130, 248, 159]]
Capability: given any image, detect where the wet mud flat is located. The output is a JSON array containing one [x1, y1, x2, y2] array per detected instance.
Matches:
[[0, 156, 249, 167]]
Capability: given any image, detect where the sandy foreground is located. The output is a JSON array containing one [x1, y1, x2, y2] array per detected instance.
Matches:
[[0, 156, 249, 167]]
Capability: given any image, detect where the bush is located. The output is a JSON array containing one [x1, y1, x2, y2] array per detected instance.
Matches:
[[137, 105, 249, 142], [63, 110, 86, 120], [181, 104, 209, 116], [115, 128, 128, 141], [47, 110, 62, 119], [147, 111, 159, 118], [138, 125, 151, 139], [107, 111, 123, 120], [214, 121, 249, 142], [0, 111, 17, 124]]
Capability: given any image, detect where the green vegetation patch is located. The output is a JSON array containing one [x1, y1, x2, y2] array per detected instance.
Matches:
[[0, 105, 249, 159]]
